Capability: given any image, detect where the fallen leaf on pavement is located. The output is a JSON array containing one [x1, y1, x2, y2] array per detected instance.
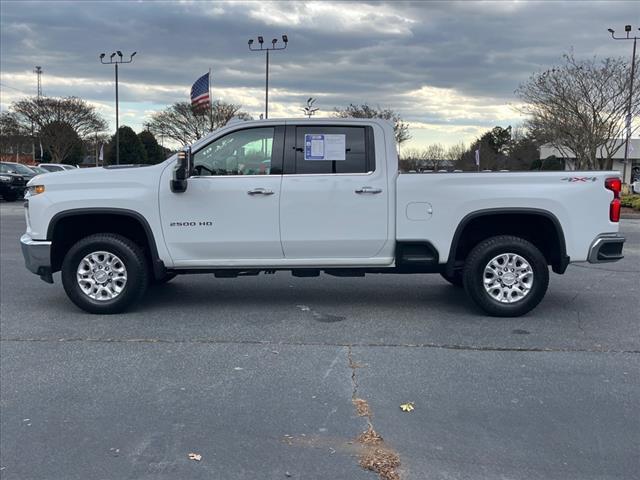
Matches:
[[353, 398, 371, 417], [358, 425, 383, 445], [400, 402, 415, 412], [188, 453, 202, 461]]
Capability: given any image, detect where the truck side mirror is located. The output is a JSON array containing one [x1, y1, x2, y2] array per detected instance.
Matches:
[[171, 147, 192, 193]]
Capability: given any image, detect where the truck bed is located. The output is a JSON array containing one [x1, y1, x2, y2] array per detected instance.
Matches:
[[395, 171, 619, 263]]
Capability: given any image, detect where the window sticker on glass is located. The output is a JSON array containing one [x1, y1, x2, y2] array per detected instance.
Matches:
[[304, 134, 346, 161]]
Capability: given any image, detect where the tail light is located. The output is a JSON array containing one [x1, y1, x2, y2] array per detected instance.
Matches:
[[605, 177, 622, 222]]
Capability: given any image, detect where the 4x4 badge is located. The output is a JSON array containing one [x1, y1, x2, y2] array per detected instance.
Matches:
[[561, 177, 597, 182]]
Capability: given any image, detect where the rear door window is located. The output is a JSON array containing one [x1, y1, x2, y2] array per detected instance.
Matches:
[[290, 126, 373, 174]]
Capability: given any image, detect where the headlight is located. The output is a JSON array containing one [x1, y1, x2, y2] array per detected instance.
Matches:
[[27, 185, 45, 195], [0, 175, 12, 182]]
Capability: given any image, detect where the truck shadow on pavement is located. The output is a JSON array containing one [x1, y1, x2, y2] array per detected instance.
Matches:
[[137, 275, 479, 317]]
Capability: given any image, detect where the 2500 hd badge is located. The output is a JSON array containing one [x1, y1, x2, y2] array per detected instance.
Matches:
[[169, 221, 213, 227]]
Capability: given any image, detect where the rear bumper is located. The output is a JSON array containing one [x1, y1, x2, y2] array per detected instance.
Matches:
[[20, 234, 53, 283], [587, 234, 625, 263]]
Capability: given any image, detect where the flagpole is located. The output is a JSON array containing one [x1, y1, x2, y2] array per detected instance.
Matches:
[[208, 67, 212, 124]]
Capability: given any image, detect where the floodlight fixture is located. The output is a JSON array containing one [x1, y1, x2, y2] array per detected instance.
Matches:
[[607, 24, 639, 186], [98, 50, 138, 164], [247, 34, 289, 119]]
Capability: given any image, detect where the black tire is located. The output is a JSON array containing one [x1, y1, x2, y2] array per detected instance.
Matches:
[[440, 270, 463, 287], [61, 233, 149, 314], [462, 235, 549, 317], [150, 273, 177, 285], [2, 193, 18, 202]]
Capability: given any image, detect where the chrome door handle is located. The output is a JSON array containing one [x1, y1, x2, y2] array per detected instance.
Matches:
[[247, 188, 274, 196], [355, 186, 382, 194]]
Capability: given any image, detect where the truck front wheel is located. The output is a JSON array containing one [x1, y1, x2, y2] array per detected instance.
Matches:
[[61, 233, 149, 314], [463, 235, 549, 317]]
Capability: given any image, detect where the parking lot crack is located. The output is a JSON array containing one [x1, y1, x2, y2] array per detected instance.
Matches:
[[1, 337, 638, 354], [348, 346, 402, 480]]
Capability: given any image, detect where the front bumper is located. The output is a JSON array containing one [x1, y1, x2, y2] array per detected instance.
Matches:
[[1, 184, 26, 195], [587, 234, 625, 263], [20, 234, 53, 283]]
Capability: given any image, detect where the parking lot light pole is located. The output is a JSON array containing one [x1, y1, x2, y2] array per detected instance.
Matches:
[[608, 25, 639, 187], [99, 51, 137, 165], [248, 35, 288, 119]]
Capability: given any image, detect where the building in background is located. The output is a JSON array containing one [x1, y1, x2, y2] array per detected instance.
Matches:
[[540, 139, 640, 182]]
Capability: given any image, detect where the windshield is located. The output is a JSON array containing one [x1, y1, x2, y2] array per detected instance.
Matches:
[[40, 165, 64, 172], [1, 163, 34, 174]]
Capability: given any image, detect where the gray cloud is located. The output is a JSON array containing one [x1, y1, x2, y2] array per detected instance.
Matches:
[[1, 0, 638, 146]]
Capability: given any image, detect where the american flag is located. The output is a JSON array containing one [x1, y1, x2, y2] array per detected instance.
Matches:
[[190, 72, 210, 108]]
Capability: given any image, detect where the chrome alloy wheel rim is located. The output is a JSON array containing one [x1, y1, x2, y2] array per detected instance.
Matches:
[[76, 251, 127, 301], [483, 253, 533, 303]]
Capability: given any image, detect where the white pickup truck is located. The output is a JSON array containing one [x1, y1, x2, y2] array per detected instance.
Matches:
[[21, 118, 625, 316]]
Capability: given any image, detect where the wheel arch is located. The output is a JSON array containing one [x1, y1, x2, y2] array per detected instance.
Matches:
[[446, 208, 569, 276], [47, 208, 165, 278]]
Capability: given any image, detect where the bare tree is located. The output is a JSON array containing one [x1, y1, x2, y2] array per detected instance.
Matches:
[[12, 97, 107, 139], [445, 142, 466, 166], [516, 53, 639, 170], [0, 111, 30, 157], [399, 148, 423, 171], [10, 97, 107, 164], [145, 101, 252, 145], [424, 143, 446, 170], [334, 103, 411, 144]]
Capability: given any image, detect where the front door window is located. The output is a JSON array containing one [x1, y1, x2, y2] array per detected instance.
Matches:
[[193, 127, 274, 176]]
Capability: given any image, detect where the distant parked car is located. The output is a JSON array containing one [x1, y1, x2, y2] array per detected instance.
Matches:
[[0, 164, 28, 201], [29, 165, 51, 175], [0, 161, 38, 182], [38, 163, 78, 172]]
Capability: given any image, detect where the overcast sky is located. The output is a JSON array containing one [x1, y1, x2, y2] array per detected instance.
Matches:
[[1, 0, 638, 148]]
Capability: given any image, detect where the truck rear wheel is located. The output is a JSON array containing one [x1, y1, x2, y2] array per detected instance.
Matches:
[[463, 235, 549, 317], [61, 233, 149, 314]]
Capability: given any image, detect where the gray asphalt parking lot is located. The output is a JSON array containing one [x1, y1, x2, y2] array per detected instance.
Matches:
[[1, 201, 639, 479]]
